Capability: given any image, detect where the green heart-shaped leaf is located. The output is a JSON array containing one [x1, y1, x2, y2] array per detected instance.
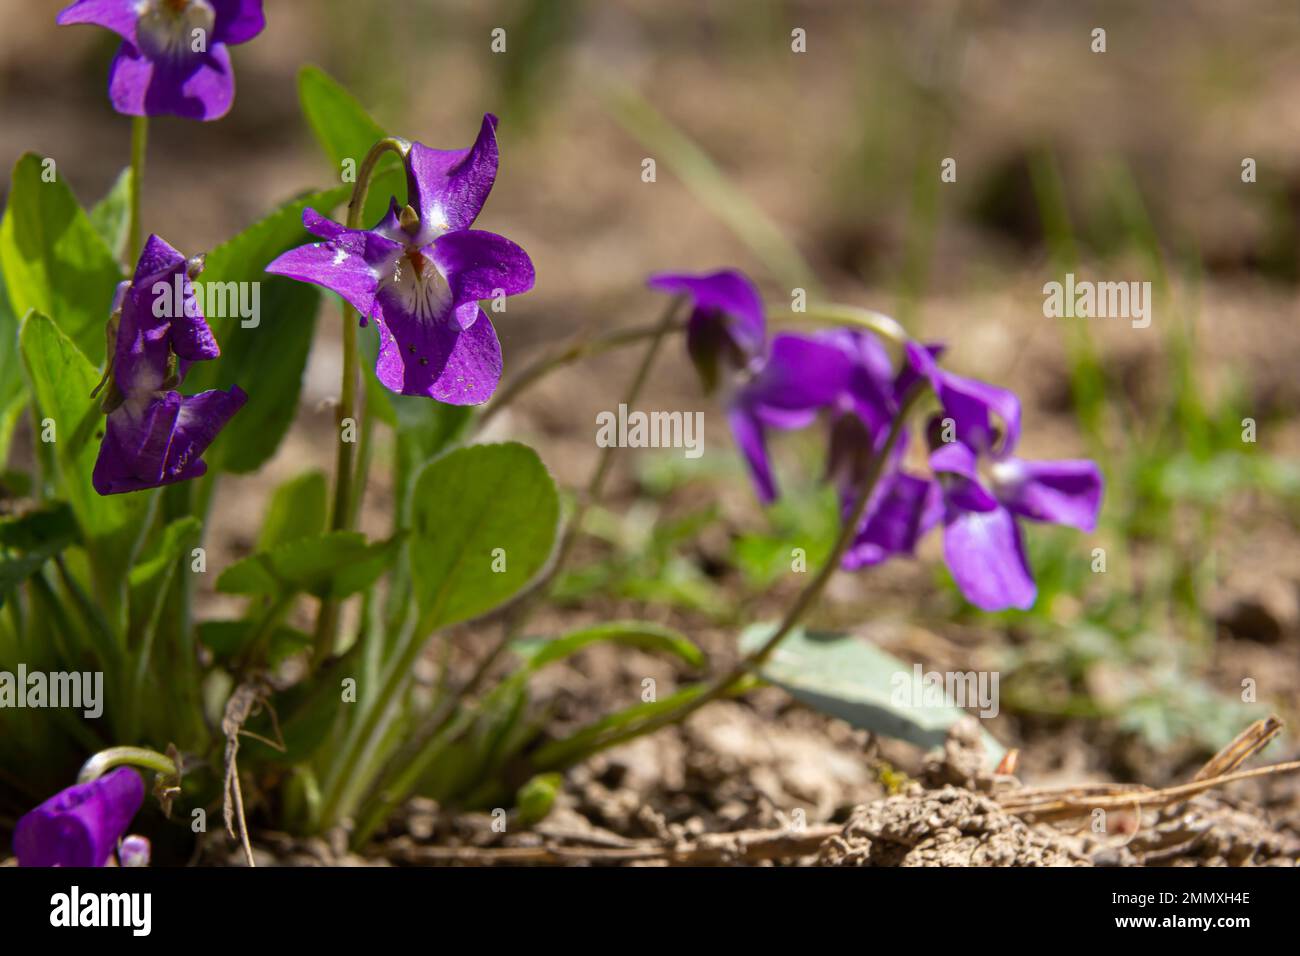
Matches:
[[410, 442, 559, 632]]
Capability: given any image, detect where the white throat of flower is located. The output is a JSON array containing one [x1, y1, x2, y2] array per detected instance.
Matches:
[[986, 458, 1024, 497], [379, 248, 451, 323], [136, 0, 215, 60], [115, 362, 169, 422]]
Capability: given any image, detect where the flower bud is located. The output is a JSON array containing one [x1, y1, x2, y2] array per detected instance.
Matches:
[[399, 204, 421, 236], [119, 834, 151, 868]]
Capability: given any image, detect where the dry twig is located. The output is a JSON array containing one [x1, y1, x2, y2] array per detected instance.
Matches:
[[221, 679, 283, 867], [386, 823, 841, 866], [1193, 715, 1283, 781], [998, 714, 1297, 823]]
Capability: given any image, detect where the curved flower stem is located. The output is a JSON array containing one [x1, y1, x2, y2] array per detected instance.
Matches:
[[78, 745, 177, 785], [127, 116, 148, 267], [537, 383, 927, 768], [344, 296, 685, 845], [786, 302, 909, 345], [311, 136, 411, 670], [327, 135, 410, 535], [477, 314, 690, 430], [745, 386, 922, 666]]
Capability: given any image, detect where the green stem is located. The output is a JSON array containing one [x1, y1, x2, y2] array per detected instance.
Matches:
[[747, 387, 922, 666], [22, 575, 103, 754], [346, 381, 376, 531], [27, 572, 82, 679], [128, 116, 148, 267], [78, 745, 177, 785], [331, 296, 360, 533], [535, 384, 927, 769], [237, 594, 294, 672], [548, 296, 685, 578], [789, 303, 909, 344], [340, 296, 907, 837], [3, 586, 24, 650], [478, 315, 689, 429], [53, 555, 123, 675], [310, 594, 342, 674], [448, 295, 684, 708], [167, 477, 213, 747], [311, 136, 410, 669], [342, 297, 685, 844]]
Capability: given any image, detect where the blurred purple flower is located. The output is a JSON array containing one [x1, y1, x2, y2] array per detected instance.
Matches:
[[57, 0, 266, 120], [647, 269, 765, 393], [267, 115, 535, 404], [93, 234, 245, 495], [840, 468, 939, 570], [928, 441, 1102, 611], [12, 768, 144, 867], [726, 328, 937, 569], [712, 317, 1102, 609], [728, 332, 850, 504], [904, 341, 1021, 456], [118, 834, 151, 867], [907, 343, 1102, 610], [818, 328, 908, 489], [817, 330, 938, 569]]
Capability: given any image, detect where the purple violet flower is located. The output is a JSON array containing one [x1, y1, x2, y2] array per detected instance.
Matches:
[[266, 115, 535, 404], [93, 234, 246, 495], [57, 0, 266, 120], [12, 768, 144, 867], [647, 270, 765, 393], [907, 343, 1103, 611]]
